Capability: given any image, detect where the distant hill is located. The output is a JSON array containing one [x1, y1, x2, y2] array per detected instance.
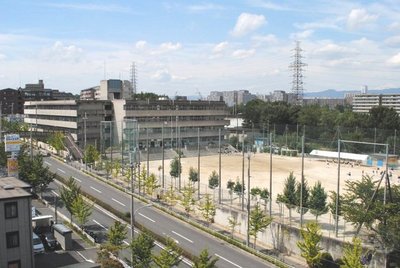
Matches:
[[304, 88, 400, 98]]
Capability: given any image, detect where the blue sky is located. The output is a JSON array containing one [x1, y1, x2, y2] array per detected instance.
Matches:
[[1, 0, 400, 96]]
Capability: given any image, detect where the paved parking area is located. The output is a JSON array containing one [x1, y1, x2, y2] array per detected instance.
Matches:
[[33, 199, 98, 267]]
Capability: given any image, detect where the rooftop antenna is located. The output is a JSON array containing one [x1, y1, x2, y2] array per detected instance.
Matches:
[[289, 41, 307, 105], [130, 62, 137, 97]]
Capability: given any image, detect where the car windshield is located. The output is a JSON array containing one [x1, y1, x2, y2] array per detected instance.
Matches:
[[33, 238, 42, 245], [45, 233, 55, 240]]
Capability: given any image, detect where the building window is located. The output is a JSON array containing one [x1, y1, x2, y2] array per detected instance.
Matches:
[[8, 260, 21, 268], [6, 231, 19, 248], [4, 202, 18, 219]]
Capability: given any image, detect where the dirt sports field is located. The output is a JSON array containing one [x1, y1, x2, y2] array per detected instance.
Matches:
[[147, 153, 398, 198]]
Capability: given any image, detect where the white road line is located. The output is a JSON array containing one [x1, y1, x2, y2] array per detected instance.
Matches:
[[73, 176, 82, 183], [215, 254, 243, 268], [90, 186, 102, 193], [44, 161, 52, 166], [51, 190, 59, 197], [92, 219, 107, 230], [75, 251, 94, 263], [57, 168, 66, 174], [171, 231, 193, 243], [111, 198, 126, 207], [123, 240, 130, 245], [138, 212, 155, 223]]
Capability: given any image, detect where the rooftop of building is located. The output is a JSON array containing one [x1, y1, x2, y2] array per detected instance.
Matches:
[[0, 176, 32, 200]]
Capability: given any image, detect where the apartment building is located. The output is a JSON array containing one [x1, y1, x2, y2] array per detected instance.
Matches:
[[0, 177, 34, 268], [352, 94, 400, 113]]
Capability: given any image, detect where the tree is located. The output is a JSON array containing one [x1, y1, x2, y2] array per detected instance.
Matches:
[[71, 195, 93, 229], [249, 203, 273, 248], [59, 177, 81, 222], [328, 191, 342, 223], [0, 142, 7, 167], [181, 182, 196, 214], [309, 181, 328, 220], [97, 247, 124, 268], [227, 179, 235, 203], [128, 231, 154, 268], [192, 248, 219, 268], [112, 161, 121, 178], [84, 144, 100, 165], [144, 173, 159, 197], [189, 167, 199, 183], [170, 157, 182, 179], [198, 194, 216, 224], [164, 184, 178, 206], [276, 172, 297, 220], [106, 221, 127, 255], [233, 180, 245, 195], [48, 131, 65, 154], [208, 170, 219, 189], [295, 178, 310, 215], [250, 187, 262, 200], [296, 221, 323, 268], [341, 237, 364, 268], [105, 160, 113, 178], [152, 237, 182, 268], [341, 175, 377, 231], [18, 154, 54, 197], [228, 213, 241, 238]]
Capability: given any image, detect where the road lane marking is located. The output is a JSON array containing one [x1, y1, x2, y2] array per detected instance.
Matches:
[[73, 176, 82, 183], [90, 186, 102, 193], [138, 213, 155, 223], [92, 219, 107, 230], [44, 161, 52, 166], [112, 198, 126, 207], [51, 190, 59, 197], [123, 240, 130, 245], [57, 168, 66, 174], [171, 231, 193, 243], [215, 254, 242, 268]]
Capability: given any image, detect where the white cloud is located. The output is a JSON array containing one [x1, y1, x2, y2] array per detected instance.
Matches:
[[346, 9, 378, 30], [212, 42, 229, 53], [232, 49, 255, 59], [384, 36, 400, 47], [251, 34, 278, 46], [313, 43, 356, 58], [388, 22, 400, 31], [290, 30, 313, 40], [387, 52, 400, 66], [0, 54, 6, 60], [42, 41, 83, 62], [151, 42, 182, 55], [135, 40, 147, 49], [251, 1, 290, 11], [231, 13, 266, 37], [151, 69, 172, 82]]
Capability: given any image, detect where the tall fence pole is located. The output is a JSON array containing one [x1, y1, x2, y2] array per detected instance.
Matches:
[[218, 128, 222, 204], [197, 127, 201, 200], [269, 133, 273, 217], [335, 139, 341, 237]]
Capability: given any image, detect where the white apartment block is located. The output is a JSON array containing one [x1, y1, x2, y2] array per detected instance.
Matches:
[[352, 94, 400, 113]]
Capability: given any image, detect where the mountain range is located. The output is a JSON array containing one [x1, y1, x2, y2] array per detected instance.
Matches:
[[304, 88, 400, 98]]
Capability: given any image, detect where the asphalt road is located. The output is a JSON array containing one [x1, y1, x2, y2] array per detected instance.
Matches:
[[43, 156, 277, 268]]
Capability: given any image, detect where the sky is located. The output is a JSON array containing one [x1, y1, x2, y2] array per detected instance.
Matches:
[[0, 0, 400, 96]]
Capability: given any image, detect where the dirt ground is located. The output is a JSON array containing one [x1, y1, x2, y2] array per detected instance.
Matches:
[[147, 153, 398, 199]]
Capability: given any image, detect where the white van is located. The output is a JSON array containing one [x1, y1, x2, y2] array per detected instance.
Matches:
[[33, 232, 45, 254]]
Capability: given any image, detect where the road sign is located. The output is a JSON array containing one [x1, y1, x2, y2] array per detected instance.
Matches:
[[5, 134, 21, 152], [7, 158, 18, 177]]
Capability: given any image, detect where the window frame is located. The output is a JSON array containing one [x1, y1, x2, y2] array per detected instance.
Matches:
[[8, 260, 21, 268], [6, 231, 19, 248], [4, 202, 18, 219]]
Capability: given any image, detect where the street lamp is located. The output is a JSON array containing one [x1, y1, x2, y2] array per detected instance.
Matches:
[[83, 112, 88, 170]]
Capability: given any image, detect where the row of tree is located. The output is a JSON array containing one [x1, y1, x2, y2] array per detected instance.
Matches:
[[97, 220, 219, 268]]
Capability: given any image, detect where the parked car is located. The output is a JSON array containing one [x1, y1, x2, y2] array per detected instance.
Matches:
[[40, 232, 58, 250], [33, 232, 45, 254]]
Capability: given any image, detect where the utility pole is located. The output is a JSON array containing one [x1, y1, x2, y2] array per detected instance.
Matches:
[[83, 112, 88, 170], [197, 127, 201, 200], [246, 150, 251, 247], [269, 133, 272, 217], [241, 131, 245, 211], [162, 123, 165, 189], [218, 128, 222, 204], [130, 161, 135, 265]]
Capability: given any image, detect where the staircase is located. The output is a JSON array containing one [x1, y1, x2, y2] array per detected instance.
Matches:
[[64, 133, 84, 160]]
